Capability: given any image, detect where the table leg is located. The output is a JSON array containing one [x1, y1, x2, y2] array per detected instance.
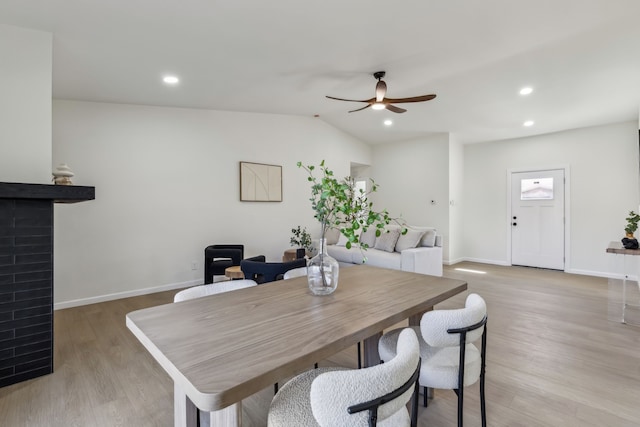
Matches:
[[409, 307, 433, 327], [208, 403, 242, 426], [362, 331, 382, 367], [174, 383, 198, 427], [174, 382, 243, 427]]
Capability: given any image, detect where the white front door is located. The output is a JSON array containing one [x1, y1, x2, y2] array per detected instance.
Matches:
[[511, 169, 565, 270]]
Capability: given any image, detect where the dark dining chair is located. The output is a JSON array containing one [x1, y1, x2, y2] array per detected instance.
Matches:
[[240, 258, 307, 284], [203, 244, 244, 284]]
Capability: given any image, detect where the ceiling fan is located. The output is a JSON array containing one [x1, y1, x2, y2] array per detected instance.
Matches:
[[326, 71, 436, 114]]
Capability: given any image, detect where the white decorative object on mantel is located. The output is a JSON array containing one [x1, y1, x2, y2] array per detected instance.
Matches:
[[52, 163, 74, 185]]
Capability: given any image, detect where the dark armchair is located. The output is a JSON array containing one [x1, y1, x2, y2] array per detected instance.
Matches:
[[240, 258, 306, 284], [204, 244, 244, 284]]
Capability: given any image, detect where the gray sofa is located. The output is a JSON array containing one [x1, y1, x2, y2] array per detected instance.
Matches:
[[324, 225, 443, 277]]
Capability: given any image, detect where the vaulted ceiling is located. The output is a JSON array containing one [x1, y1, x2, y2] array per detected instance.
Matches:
[[2, 0, 640, 144]]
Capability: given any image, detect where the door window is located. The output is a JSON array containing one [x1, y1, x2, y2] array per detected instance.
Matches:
[[520, 177, 553, 200]]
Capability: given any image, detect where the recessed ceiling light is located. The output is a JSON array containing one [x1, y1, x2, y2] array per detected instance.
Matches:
[[383, 119, 393, 126], [163, 75, 180, 85], [519, 87, 533, 95], [523, 120, 534, 127]]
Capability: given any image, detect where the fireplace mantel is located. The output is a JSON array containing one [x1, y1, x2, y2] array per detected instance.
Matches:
[[0, 181, 95, 388], [0, 182, 95, 203]]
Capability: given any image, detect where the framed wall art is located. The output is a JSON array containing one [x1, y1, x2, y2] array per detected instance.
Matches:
[[239, 161, 282, 202]]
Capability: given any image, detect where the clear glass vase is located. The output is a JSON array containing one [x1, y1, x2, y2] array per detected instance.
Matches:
[[307, 238, 339, 295]]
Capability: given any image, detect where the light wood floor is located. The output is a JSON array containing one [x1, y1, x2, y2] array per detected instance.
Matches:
[[1, 262, 640, 426]]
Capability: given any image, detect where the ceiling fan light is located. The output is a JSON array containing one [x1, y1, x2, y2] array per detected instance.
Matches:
[[371, 103, 385, 110]]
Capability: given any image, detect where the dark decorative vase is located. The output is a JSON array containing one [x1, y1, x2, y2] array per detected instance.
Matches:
[[622, 237, 639, 249]]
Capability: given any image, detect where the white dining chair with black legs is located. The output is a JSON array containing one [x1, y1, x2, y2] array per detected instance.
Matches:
[[378, 293, 488, 427], [267, 328, 421, 427]]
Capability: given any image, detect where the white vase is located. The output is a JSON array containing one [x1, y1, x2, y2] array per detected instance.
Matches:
[[307, 238, 339, 295]]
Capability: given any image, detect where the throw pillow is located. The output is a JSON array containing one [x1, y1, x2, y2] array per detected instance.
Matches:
[[374, 229, 401, 253], [394, 229, 425, 252], [359, 227, 377, 248], [324, 228, 340, 245], [420, 228, 437, 247], [336, 232, 349, 247]]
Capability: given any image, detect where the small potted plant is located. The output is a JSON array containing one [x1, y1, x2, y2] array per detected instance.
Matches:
[[290, 226, 314, 256], [622, 210, 640, 249], [625, 211, 640, 238]]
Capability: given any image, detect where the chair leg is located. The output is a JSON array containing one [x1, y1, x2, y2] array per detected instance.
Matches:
[[357, 342, 362, 369], [480, 372, 486, 427], [423, 386, 428, 407], [411, 378, 420, 427], [457, 387, 464, 427]]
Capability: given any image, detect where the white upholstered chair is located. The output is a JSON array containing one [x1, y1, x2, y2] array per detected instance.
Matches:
[[173, 279, 257, 302], [378, 293, 487, 427], [267, 328, 421, 427], [282, 266, 308, 280]]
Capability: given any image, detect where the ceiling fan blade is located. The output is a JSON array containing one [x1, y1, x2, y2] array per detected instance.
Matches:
[[385, 104, 406, 114], [348, 104, 372, 113], [384, 94, 437, 103], [326, 95, 374, 103], [375, 80, 387, 102]]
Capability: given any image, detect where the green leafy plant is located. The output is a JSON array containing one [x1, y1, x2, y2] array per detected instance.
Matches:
[[625, 210, 640, 236], [297, 160, 401, 249], [290, 226, 314, 253]]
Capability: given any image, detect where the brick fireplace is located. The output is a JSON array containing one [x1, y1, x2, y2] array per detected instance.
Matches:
[[0, 182, 94, 387]]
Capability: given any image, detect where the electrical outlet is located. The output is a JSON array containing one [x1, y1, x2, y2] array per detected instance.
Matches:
[[191, 261, 197, 270]]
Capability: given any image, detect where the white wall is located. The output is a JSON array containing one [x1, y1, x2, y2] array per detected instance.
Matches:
[[0, 25, 52, 183], [448, 135, 464, 264], [370, 134, 451, 262], [463, 121, 639, 276], [52, 100, 371, 307]]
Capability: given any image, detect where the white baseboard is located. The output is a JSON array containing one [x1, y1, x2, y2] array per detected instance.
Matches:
[[457, 257, 510, 267], [451, 262, 622, 280], [54, 278, 204, 310]]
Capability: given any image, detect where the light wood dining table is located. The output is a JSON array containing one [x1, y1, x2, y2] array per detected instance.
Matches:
[[126, 265, 467, 427]]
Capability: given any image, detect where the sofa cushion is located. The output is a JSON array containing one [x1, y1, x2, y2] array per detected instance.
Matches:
[[375, 229, 401, 252], [324, 228, 340, 245], [409, 227, 437, 247], [420, 228, 437, 247], [359, 227, 377, 248], [336, 229, 362, 247], [327, 244, 358, 264], [336, 232, 349, 246], [395, 229, 425, 252], [363, 248, 402, 270]]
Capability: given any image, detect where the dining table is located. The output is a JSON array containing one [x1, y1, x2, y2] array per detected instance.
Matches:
[[126, 265, 467, 427]]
